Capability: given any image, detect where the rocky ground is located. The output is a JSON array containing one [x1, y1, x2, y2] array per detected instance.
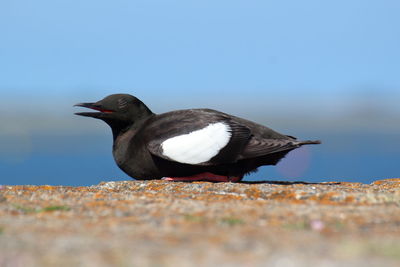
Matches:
[[0, 179, 400, 267]]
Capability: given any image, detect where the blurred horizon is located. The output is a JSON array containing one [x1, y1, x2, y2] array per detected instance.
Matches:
[[1, 1, 399, 185]]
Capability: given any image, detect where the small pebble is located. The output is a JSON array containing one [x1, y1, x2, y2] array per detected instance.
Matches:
[[310, 220, 325, 231]]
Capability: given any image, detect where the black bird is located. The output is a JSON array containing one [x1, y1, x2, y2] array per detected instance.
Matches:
[[75, 94, 320, 182]]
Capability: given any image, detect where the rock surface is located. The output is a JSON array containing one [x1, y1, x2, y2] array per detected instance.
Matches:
[[0, 179, 400, 266]]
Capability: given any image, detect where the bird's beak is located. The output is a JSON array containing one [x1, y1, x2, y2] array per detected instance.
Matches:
[[74, 102, 114, 119]]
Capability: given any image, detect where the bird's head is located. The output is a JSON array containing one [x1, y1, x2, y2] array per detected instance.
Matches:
[[75, 94, 153, 135]]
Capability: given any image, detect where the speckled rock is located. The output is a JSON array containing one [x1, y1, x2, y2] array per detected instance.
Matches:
[[0, 179, 399, 266]]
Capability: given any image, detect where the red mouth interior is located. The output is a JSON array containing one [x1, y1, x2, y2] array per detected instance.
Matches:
[[90, 107, 114, 113]]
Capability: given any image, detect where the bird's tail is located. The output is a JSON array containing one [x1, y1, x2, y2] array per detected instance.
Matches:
[[298, 140, 321, 145]]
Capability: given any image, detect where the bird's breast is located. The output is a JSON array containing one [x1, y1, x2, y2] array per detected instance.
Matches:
[[112, 129, 160, 179], [112, 130, 137, 166]]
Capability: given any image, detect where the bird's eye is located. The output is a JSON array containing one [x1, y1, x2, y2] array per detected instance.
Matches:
[[118, 98, 128, 110]]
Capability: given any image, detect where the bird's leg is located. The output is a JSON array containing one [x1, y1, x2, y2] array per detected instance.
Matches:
[[162, 172, 241, 182]]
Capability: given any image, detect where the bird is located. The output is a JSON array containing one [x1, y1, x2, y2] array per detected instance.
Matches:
[[74, 94, 320, 182]]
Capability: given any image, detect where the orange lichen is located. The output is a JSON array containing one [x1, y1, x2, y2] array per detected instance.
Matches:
[[93, 192, 107, 199], [373, 178, 400, 185], [244, 188, 262, 199], [318, 192, 340, 205], [84, 200, 108, 207], [344, 195, 356, 203], [37, 185, 56, 191]]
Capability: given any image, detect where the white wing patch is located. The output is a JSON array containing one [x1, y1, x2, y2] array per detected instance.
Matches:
[[161, 122, 231, 164]]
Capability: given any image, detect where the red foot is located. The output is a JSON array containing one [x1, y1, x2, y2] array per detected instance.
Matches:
[[162, 172, 241, 182]]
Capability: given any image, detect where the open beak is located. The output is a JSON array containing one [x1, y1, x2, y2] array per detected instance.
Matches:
[[74, 102, 114, 119]]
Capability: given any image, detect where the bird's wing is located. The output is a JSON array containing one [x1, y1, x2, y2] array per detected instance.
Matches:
[[145, 109, 252, 166], [239, 137, 299, 159], [217, 113, 301, 160]]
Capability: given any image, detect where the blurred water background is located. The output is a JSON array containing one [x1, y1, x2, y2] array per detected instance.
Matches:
[[1, 1, 399, 185]]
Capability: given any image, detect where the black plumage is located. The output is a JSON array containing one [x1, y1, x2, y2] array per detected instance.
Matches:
[[75, 94, 320, 182]]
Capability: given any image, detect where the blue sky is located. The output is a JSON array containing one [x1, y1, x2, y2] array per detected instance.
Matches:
[[1, 0, 400, 96]]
